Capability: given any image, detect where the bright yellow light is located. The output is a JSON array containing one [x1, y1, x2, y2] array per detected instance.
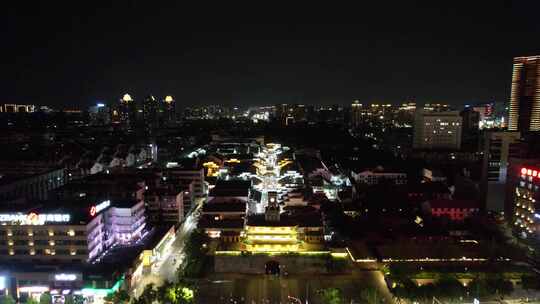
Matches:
[[122, 93, 133, 103], [330, 252, 348, 258], [203, 161, 220, 177], [246, 243, 300, 252], [246, 226, 297, 234], [164, 95, 174, 103]]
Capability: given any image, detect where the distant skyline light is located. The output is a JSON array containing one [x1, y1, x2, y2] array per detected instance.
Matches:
[[122, 94, 133, 103]]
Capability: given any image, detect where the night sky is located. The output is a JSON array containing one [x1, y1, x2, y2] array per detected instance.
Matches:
[[2, 2, 540, 108]]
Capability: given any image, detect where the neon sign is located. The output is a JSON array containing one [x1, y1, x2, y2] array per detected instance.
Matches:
[[90, 200, 110, 216], [54, 273, 77, 281], [0, 213, 70, 225], [521, 167, 539, 177]]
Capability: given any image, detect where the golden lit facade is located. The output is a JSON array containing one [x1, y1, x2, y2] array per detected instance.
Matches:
[[351, 100, 362, 128], [1, 104, 35, 113], [508, 56, 540, 132], [242, 225, 301, 252]]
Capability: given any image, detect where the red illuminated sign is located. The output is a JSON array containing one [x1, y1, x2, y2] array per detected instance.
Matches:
[[89, 206, 97, 217], [521, 167, 540, 178], [89, 200, 110, 217]]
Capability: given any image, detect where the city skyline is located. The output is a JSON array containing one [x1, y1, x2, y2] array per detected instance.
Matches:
[[5, 2, 540, 304], [3, 2, 540, 108]]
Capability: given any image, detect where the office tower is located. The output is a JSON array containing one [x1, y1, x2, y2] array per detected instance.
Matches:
[[161, 95, 176, 126], [460, 107, 480, 151], [292, 104, 306, 123], [460, 107, 480, 132], [508, 55, 540, 132], [274, 104, 290, 125], [351, 100, 362, 128], [88, 102, 110, 126], [306, 105, 316, 123], [396, 102, 416, 126], [413, 110, 462, 150], [481, 131, 521, 211], [423, 103, 450, 112], [118, 93, 137, 129], [143, 95, 158, 130]]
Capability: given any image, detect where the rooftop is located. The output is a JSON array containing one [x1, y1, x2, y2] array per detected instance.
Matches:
[[202, 202, 246, 213]]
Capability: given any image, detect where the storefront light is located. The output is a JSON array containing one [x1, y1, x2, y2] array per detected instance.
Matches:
[[18, 286, 49, 293]]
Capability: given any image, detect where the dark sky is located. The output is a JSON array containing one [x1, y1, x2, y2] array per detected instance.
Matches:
[[2, 1, 540, 108]]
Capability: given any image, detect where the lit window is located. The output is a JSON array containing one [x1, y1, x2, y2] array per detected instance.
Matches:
[[49, 241, 55, 246], [48, 231, 54, 236], [68, 230, 75, 236], [28, 241, 34, 246]]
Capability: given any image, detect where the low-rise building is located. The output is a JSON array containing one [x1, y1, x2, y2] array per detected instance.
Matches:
[[0, 199, 146, 264], [0, 166, 66, 203], [208, 180, 250, 204], [200, 201, 247, 240], [144, 187, 184, 224], [351, 169, 407, 185]]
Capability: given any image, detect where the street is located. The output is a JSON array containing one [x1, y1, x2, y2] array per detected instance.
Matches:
[[132, 197, 204, 297]]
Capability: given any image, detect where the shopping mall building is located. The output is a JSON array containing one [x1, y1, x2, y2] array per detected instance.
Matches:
[[0, 199, 146, 264], [0, 199, 146, 302]]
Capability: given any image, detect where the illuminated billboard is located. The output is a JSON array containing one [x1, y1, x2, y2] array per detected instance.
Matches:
[[90, 200, 111, 216], [0, 212, 70, 225]]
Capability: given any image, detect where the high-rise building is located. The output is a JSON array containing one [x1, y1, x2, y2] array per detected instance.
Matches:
[[508, 55, 540, 132], [481, 131, 521, 211], [292, 104, 306, 123], [351, 100, 362, 128], [161, 95, 176, 126], [274, 104, 291, 125], [460, 107, 480, 151], [413, 110, 462, 150], [88, 102, 110, 126], [423, 103, 450, 112], [505, 159, 540, 238], [118, 93, 137, 129], [143, 95, 158, 130]]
